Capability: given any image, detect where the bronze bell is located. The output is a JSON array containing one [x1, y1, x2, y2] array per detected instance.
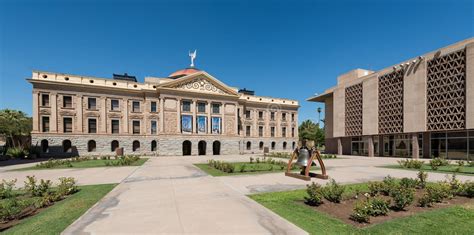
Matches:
[[295, 148, 310, 167]]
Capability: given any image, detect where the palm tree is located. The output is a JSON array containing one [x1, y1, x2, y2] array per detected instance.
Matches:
[[317, 107, 322, 126]]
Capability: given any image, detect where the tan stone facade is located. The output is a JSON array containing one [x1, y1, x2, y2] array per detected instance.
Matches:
[[309, 38, 474, 160], [29, 69, 299, 156]]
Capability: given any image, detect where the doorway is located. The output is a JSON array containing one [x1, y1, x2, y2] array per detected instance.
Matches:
[[198, 140, 206, 155], [213, 141, 221, 155], [183, 140, 192, 156]]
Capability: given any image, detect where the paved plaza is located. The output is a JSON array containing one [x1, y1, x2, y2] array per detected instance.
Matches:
[[1, 155, 473, 234]]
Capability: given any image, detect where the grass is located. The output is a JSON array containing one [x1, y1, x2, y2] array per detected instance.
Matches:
[[195, 162, 320, 177], [249, 182, 474, 234], [382, 164, 474, 175], [2, 184, 116, 235], [14, 158, 148, 171]]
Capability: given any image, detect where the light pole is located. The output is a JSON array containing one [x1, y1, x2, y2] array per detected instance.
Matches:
[[317, 107, 322, 126]]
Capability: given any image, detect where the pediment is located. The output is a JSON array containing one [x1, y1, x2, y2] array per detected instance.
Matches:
[[158, 72, 238, 96]]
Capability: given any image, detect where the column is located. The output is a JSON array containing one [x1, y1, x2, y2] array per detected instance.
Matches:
[[192, 99, 197, 133], [50, 92, 58, 133], [253, 109, 257, 137], [177, 98, 181, 133], [32, 91, 39, 132], [142, 99, 147, 135], [412, 133, 419, 159], [100, 97, 107, 133], [159, 97, 164, 134], [123, 99, 128, 134], [337, 138, 342, 155], [234, 103, 239, 137], [368, 136, 374, 157], [207, 101, 211, 134], [222, 103, 225, 134], [76, 95, 83, 133]]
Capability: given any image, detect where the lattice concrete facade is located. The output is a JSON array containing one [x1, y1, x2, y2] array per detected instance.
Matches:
[[309, 38, 474, 159]]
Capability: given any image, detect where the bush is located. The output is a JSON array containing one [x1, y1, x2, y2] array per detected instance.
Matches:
[[304, 182, 323, 206], [0, 179, 17, 199], [249, 157, 254, 163], [367, 197, 390, 216], [398, 159, 423, 169], [445, 174, 462, 196], [6, 147, 28, 159], [468, 161, 474, 167], [382, 175, 397, 195], [57, 177, 78, 197], [460, 181, 474, 198], [418, 194, 433, 207], [430, 158, 450, 170], [239, 164, 246, 173], [0, 198, 28, 221], [417, 170, 428, 189], [457, 160, 465, 167], [425, 183, 451, 203], [390, 186, 414, 211], [399, 177, 418, 189], [350, 201, 370, 223], [322, 179, 345, 203]]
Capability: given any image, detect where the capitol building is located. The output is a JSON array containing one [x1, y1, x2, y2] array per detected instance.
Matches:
[[28, 58, 299, 156]]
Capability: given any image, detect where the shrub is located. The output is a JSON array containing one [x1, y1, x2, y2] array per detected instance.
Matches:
[[37, 179, 52, 196], [350, 201, 370, 223], [322, 179, 345, 203], [445, 174, 462, 196], [457, 160, 465, 167], [417, 170, 428, 189], [24, 175, 38, 196], [390, 186, 414, 210], [239, 164, 246, 173], [468, 161, 474, 167], [430, 158, 450, 170], [0, 179, 17, 199], [6, 147, 28, 159], [57, 177, 78, 196], [398, 159, 423, 169], [0, 198, 27, 221], [382, 175, 397, 195], [418, 194, 433, 207], [368, 181, 385, 196], [256, 157, 260, 164], [425, 183, 451, 203], [460, 181, 474, 198], [367, 197, 390, 216], [249, 157, 254, 163], [304, 182, 323, 206], [399, 177, 418, 189]]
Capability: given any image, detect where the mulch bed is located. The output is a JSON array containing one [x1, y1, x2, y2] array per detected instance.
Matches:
[[299, 189, 474, 228], [0, 205, 48, 231]]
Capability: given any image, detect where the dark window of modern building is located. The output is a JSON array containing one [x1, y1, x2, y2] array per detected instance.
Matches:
[[112, 120, 120, 134], [182, 101, 191, 112], [282, 113, 286, 121], [469, 134, 474, 160], [133, 140, 140, 151], [212, 103, 220, 114], [246, 126, 251, 137], [258, 126, 263, 137], [271, 127, 275, 137], [246, 141, 251, 150], [282, 127, 286, 137], [245, 110, 251, 119], [132, 101, 140, 112], [151, 120, 157, 134], [258, 111, 264, 119], [42, 116, 50, 132], [87, 140, 96, 152], [63, 96, 72, 108], [88, 118, 97, 133], [133, 120, 140, 134], [63, 117, 72, 133], [151, 101, 157, 112], [111, 99, 120, 111], [63, 139, 72, 152], [197, 102, 206, 113], [41, 94, 49, 106], [270, 112, 275, 121], [88, 97, 97, 110]]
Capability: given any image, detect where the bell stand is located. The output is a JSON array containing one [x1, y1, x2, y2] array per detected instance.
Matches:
[[285, 148, 329, 181]]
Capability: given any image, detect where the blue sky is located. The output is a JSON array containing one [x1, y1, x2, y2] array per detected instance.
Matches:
[[0, 0, 472, 124]]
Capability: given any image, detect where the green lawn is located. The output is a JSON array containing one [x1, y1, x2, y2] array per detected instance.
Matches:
[[14, 158, 148, 171], [249, 183, 474, 235], [195, 162, 320, 177], [2, 184, 116, 235], [382, 164, 474, 175]]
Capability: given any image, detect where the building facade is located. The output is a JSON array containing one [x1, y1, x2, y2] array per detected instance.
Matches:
[[29, 67, 299, 156], [308, 38, 474, 160]]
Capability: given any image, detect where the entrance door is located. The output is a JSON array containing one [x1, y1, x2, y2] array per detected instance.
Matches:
[[183, 140, 192, 156], [198, 141, 206, 155], [213, 141, 221, 155]]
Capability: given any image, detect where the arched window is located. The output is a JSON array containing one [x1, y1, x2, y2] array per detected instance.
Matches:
[[111, 140, 119, 152], [259, 141, 264, 150], [292, 141, 296, 150], [246, 141, 251, 150], [87, 140, 96, 152], [133, 140, 140, 152], [183, 140, 192, 156], [283, 142, 287, 150], [198, 140, 206, 155], [271, 141, 276, 150], [213, 141, 221, 155], [63, 139, 72, 153], [151, 140, 157, 151], [41, 139, 49, 153]]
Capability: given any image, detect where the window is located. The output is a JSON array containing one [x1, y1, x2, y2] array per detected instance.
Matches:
[[197, 102, 206, 113], [151, 101, 157, 112], [282, 113, 286, 121], [88, 119, 97, 133], [270, 112, 275, 121], [151, 120, 157, 134], [41, 94, 49, 106], [258, 111, 264, 119], [112, 120, 120, 134], [291, 128, 295, 137], [246, 141, 251, 150], [292, 142, 296, 149], [41, 139, 49, 153], [246, 126, 251, 137], [111, 99, 120, 111], [283, 142, 287, 150], [133, 120, 140, 134], [182, 101, 191, 112], [133, 140, 140, 152], [87, 140, 96, 152], [42, 116, 50, 132], [63, 140, 72, 153], [271, 141, 276, 150], [151, 140, 157, 151], [259, 141, 264, 150], [291, 113, 295, 122], [245, 110, 251, 119], [271, 126, 275, 137], [111, 140, 119, 152], [63, 117, 72, 133], [258, 126, 263, 137], [212, 103, 220, 114], [88, 97, 97, 110], [63, 96, 72, 108], [132, 101, 140, 112], [282, 127, 286, 137]]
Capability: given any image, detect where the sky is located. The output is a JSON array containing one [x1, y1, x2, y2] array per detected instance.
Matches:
[[0, 0, 472, 125]]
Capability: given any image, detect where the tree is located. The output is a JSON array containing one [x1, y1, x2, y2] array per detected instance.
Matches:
[[298, 120, 325, 147], [0, 109, 32, 148]]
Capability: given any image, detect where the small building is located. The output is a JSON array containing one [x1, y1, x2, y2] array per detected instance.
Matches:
[[308, 38, 474, 160]]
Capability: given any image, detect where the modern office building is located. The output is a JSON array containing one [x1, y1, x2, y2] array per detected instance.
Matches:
[[308, 38, 474, 160], [28, 63, 299, 156]]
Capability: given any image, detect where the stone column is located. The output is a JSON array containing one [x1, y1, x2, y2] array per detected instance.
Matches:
[[76, 95, 83, 133], [123, 99, 128, 134], [368, 136, 374, 157], [207, 101, 211, 134], [50, 92, 58, 133], [412, 133, 419, 159], [32, 91, 39, 132], [159, 97, 164, 134], [466, 42, 474, 129], [234, 103, 239, 137], [337, 138, 342, 155], [253, 109, 257, 137], [177, 98, 181, 133], [221, 103, 225, 134], [192, 99, 197, 133], [100, 97, 107, 133]]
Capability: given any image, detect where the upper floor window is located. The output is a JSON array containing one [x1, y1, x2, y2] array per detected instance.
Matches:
[[212, 103, 220, 114], [41, 94, 49, 106], [258, 111, 264, 119], [63, 96, 72, 108], [291, 113, 295, 122], [151, 120, 157, 134], [42, 116, 50, 132], [270, 126, 275, 137], [270, 112, 275, 121], [245, 110, 251, 119], [88, 97, 97, 110], [132, 101, 140, 112], [133, 120, 140, 134], [88, 118, 97, 133], [282, 127, 286, 137], [111, 99, 120, 111], [258, 126, 263, 137], [246, 126, 251, 137], [63, 117, 73, 133], [151, 101, 157, 112], [182, 101, 191, 112], [111, 120, 120, 134], [282, 113, 286, 121], [197, 102, 206, 113], [291, 127, 295, 137]]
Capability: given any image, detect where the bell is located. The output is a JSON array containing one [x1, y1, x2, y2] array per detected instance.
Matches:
[[295, 148, 310, 167]]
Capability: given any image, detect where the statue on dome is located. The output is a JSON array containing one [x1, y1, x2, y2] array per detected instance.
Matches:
[[189, 49, 197, 67]]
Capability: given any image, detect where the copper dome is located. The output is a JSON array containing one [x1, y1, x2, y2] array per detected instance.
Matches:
[[168, 67, 200, 79]]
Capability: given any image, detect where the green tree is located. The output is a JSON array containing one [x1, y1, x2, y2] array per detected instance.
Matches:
[[298, 120, 325, 147], [0, 109, 32, 148]]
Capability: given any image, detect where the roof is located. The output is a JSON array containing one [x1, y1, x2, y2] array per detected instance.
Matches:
[[168, 67, 201, 79]]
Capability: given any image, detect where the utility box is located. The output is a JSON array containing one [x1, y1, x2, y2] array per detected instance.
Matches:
[[116, 147, 124, 156], [263, 147, 269, 155]]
